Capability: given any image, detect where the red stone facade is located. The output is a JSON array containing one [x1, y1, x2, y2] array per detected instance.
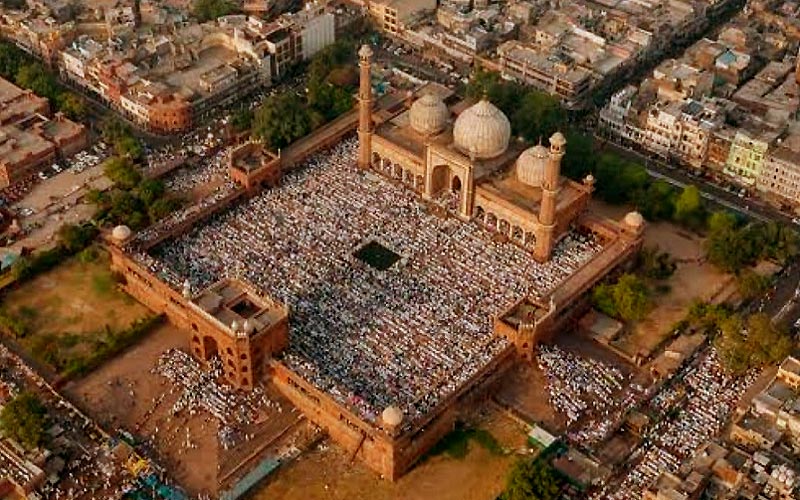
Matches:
[[108, 246, 289, 390]]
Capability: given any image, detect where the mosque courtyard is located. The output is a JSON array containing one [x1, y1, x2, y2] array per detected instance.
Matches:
[[145, 138, 605, 427]]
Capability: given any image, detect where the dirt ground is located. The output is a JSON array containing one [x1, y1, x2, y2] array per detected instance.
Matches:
[[4, 253, 150, 361], [253, 408, 529, 500], [591, 201, 732, 358], [495, 363, 566, 434], [68, 324, 220, 495], [68, 323, 301, 498]]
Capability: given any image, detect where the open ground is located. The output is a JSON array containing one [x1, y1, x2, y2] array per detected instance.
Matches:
[[590, 200, 733, 358], [2, 250, 150, 372], [67, 323, 308, 498], [252, 406, 530, 500]]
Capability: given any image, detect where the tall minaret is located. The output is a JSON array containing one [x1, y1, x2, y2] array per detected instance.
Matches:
[[534, 132, 566, 262], [358, 44, 373, 170]]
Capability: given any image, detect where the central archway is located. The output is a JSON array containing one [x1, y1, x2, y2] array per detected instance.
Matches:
[[202, 336, 219, 360]]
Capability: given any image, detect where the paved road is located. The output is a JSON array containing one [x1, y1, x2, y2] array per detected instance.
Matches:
[[596, 137, 792, 225]]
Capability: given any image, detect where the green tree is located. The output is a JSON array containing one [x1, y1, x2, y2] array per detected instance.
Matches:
[[0, 43, 24, 79], [57, 223, 97, 254], [10, 255, 33, 282], [107, 190, 147, 229], [757, 221, 799, 264], [612, 273, 651, 321], [636, 180, 677, 222], [230, 108, 254, 133], [511, 91, 566, 143], [0, 392, 46, 449], [715, 312, 793, 374], [101, 118, 142, 159], [101, 117, 131, 144], [594, 154, 648, 205], [635, 246, 676, 280], [192, 0, 238, 22], [115, 135, 143, 160], [253, 93, 312, 149], [561, 131, 595, 180], [14, 63, 57, 100], [466, 69, 524, 116], [148, 196, 183, 221], [736, 269, 771, 301], [56, 92, 86, 120], [85, 188, 109, 208], [705, 211, 747, 272], [502, 460, 561, 500], [748, 313, 793, 367], [593, 273, 652, 321], [673, 185, 705, 229], [592, 283, 617, 317], [103, 157, 141, 190], [308, 83, 354, 122], [136, 178, 165, 207], [687, 300, 733, 332]]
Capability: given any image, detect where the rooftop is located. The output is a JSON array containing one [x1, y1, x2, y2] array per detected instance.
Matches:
[[192, 279, 286, 338]]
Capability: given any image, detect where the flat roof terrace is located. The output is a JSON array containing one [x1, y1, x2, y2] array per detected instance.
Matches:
[[147, 138, 604, 427]]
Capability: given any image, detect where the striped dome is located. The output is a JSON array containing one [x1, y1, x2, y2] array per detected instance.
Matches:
[[409, 93, 448, 136], [453, 99, 511, 160], [516, 144, 549, 187]]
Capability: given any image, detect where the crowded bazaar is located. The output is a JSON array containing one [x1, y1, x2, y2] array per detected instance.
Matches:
[[134, 138, 604, 426]]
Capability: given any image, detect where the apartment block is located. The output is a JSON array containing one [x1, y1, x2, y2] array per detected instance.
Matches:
[[0, 77, 87, 187]]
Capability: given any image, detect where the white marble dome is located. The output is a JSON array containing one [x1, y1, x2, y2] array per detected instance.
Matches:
[[550, 131, 567, 148], [624, 211, 645, 228], [516, 144, 549, 187], [358, 44, 373, 59], [453, 99, 511, 160], [409, 93, 448, 136], [111, 225, 131, 242], [381, 405, 403, 426]]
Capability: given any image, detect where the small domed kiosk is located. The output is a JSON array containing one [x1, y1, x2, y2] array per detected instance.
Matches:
[[381, 405, 403, 435], [111, 225, 132, 244]]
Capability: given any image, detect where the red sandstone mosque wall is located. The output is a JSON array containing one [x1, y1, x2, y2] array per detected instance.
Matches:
[[108, 247, 274, 389]]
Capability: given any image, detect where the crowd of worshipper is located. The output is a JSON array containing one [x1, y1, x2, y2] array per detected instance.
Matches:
[[593, 349, 758, 499], [129, 180, 239, 249], [537, 345, 643, 447], [162, 149, 228, 193], [154, 349, 279, 450], [0, 347, 146, 500], [136, 137, 604, 428]]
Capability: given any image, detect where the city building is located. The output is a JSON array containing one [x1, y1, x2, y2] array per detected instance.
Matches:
[[495, 40, 592, 108], [365, 0, 436, 36], [731, 357, 800, 454], [723, 127, 777, 186], [757, 146, 800, 208], [0, 77, 87, 187], [598, 2, 800, 209], [2, 2, 341, 134]]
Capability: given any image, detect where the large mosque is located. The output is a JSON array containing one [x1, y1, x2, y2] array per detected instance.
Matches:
[[356, 44, 599, 262], [107, 44, 645, 481]]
